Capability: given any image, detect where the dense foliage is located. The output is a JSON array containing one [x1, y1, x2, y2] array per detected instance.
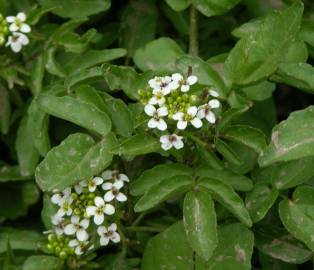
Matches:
[[1, 0, 314, 269]]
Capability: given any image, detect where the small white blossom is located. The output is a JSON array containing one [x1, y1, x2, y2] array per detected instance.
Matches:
[[56, 196, 74, 217], [149, 76, 172, 94], [197, 99, 220, 124], [6, 32, 29, 53], [173, 106, 203, 130], [97, 223, 121, 246], [102, 170, 129, 183], [102, 181, 127, 202], [170, 73, 198, 92], [80, 177, 104, 192], [51, 214, 65, 236], [64, 215, 89, 241], [74, 182, 84, 194], [86, 196, 115, 225], [51, 187, 71, 206], [149, 89, 167, 106], [6, 12, 31, 33], [144, 104, 168, 131], [160, 134, 184, 151], [69, 239, 93, 256]]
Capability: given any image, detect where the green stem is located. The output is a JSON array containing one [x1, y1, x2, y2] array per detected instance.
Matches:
[[125, 226, 164, 233], [189, 5, 199, 57]]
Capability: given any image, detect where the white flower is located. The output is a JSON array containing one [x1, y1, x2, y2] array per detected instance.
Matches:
[[6, 12, 31, 33], [6, 32, 29, 53], [160, 134, 184, 151], [74, 182, 84, 194], [209, 89, 219, 97], [102, 170, 129, 183], [51, 187, 71, 206], [51, 214, 65, 236], [80, 177, 103, 192], [97, 223, 121, 246], [69, 239, 93, 256], [144, 104, 168, 131], [102, 181, 127, 202], [86, 197, 115, 225], [197, 99, 220, 124], [148, 76, 172, 94], [64, 215, 89, 241], [56, 196, 73, 217], [149, 89, 166, 106], [170, 73, 198, 92], [173, 106, 203, 130]]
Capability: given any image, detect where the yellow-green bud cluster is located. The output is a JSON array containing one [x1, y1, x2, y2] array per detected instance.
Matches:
[[138, 89, 152, 104], [0, 14, 8, 46], [47, 234, 75, 259], [71, 191, 95, 218]]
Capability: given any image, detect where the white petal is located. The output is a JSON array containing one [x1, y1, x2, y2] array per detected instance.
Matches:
[[101, 170, 113, 180], [209, 99, 220, 108], [169, 81, 179, 91], [161, 142, 172, 151], [69, 239, 79, 247], [191, 117, 203, 128], [71, 215, 80, 224], [97, 226, 107, 236], [162, 85, 172, 95], [209, 90, 219, 97], [187, 106, 198, 117], [51, 194, 61, 204], [173, 139, 184, 149], [181, 85, 190, 92], [104, 191, 115, 202], [187, 75, 198, 85], [104, 204, 115, 215], [206, 111, 216, 124], [172, 112, 184, 121], [157, 97, 166, 106], [110, 232, 121, 243], [6, 16, 15, 23], [177, 120, 187, 130], [88, 185, 96, 192], [116, 192, 127, 202], [118, 174, 129, 182], [77, 229, 88, 241], [108, 223, 117, 231], [160, 135, 170, 144], [17, 12, 26, 21], [86, 206, 96, 216], [64, 224, 76, 235], [55, 228, 64, 236], [94, 196, 105, 207], [93, 176, 104, 185], [148, 118, 158, 129], [75, 246, 83, 255], [113, 181, 124, 190], [80, 219, 89, 229], [144, 104, 156, 116], [56, 208, 65, 217], [157, 119, 167, 131], [157, 107, 168, 117], [100, 237, 109, 246], [171, 73, 183, 81], [19, 34, 29, 45], [9, 24, 19, 32], [148, 96, 158, 105], [197, 108, 206, 119], [94, 214, 104, 225], [74, 185, 83, 194], [102, 182, 113, 190], [21, 23, 31, 33], [11, 42, 22, 53]]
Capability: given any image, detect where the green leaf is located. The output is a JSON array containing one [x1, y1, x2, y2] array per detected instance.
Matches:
[[65, 66, 103, 89], [195, 166, 253, 191], [22, 256, 63, 270], [245, 183, 278, 223], [35, 133, 117, 191], [176, 55, 228, 97], [64, 49, 127, 75], [240, 81, 275, 101], [15, 116, 39, 176], [103, 64, 153, 100], [196, 223, 254, 270], [259, 106, 314, 166], [130, 163, 192, 196], [196, 145, 224, 170], [215, 138, 242, 165], [38, 0, 111, 19], [217, 105, 250, 132], [191, 0, 241, 17], [133, 37, 184, 73], [183, 191, 218, 260], [225, 2, 303, 85], [253, 156, 314, 190], [279, 185, 314, 251], [271, 63, 314, 94], [120, 0, 157, 57], [0, 166, 31, 182], [134, 175, 194, 212], [29, 54, 45, 96], [37, 93, 112, 136], [27, 100, 51, 156], [0, 228, 43, 253], [41, 194, 58, 229], [199, 178, 252, 226], [44, 48, 66, 78], [255, 226, 312, 264], [165, 0, 189, 11], [0, 84, 11, 134], [221, 125, 267, 154], [0, 182, 40, 219], [141, 221, 193, 270], [111, 134, 160, 157]]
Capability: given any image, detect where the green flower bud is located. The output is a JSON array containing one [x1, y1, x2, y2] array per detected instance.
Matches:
[[189, 95, 198, 105], [48, 234, 56, 242], [88, 193, 95, 199], [74, 208, 81, 216], [55, 246, 61, 254], [47, 244, 54, 251], [59, 251, 67, 259]]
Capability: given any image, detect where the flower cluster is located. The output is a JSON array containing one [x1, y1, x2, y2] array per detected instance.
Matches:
[[46, 170, 128, 259], [0, 12, 31, 52], [139, 73, 221, 151]]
